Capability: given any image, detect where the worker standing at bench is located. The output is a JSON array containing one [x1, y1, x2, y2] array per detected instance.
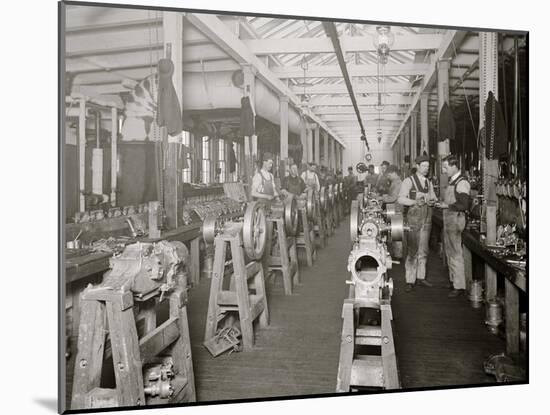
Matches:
[[251, 152, 279, 202]]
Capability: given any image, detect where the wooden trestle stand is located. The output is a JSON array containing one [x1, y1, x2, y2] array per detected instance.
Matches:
[[71, 241, 196, 409], [295, 189, 317, 267], [203, 202, 269, 351], [336, 197, 403, 392], [263, 195, 300, 295], [314, 188, 328, 248]]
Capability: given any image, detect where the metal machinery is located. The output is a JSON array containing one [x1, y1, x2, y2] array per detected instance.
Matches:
[[314, 186, 329, 247], [336, 192, 407, 392], [295, 188, 317, 267], [71, 241, 196, 409], [262, 194, 301, 295], [203, 202, 270, 351]]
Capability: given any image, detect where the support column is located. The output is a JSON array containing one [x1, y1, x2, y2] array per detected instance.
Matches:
[[479, 32, 499, 245], [306, 124, 313, 163], [322, 129, 328, 167], [280, 96, 289, 176], [330, 137, 336, 171], [163, 11, 183, 229], [300, 116, 307, 166], [420, 92, 429, 156], [411, 110, 418, 162], [314, 125, 320, 165], [437, 58, 451, 196], [78, 97, 86, 212], [110, 107, 118, 206], [242, 64, 257, 197]]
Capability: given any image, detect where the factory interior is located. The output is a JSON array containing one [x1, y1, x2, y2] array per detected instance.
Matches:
[[60, 2, 528, 411]]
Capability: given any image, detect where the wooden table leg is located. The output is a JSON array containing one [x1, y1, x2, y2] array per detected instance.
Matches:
[[464, 245, 473, 292], [190, 237, 200, 286], [505, 278, 520, 355], [485, 265, 497, 301]]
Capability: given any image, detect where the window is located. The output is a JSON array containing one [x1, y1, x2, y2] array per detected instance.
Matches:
[[182, 131, 191, 183], [217, 139, 226, 183], [202, 136, 210, 184], [233, 142, 241, 181]]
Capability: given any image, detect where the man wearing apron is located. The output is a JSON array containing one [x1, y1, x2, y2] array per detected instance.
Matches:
[[281, 163, 306, 197], [251, 152, 279, 202], [398, 155, 437, 292], [439, 155, 471, 298]]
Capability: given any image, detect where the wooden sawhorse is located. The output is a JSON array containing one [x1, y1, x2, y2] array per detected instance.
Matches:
[[205, 230, 269, 351]]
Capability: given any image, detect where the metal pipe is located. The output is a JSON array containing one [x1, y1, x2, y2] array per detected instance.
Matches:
[[322, 22, 368, 150]]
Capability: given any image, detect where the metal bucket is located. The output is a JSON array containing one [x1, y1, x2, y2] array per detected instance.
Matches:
[[202, 251, 214, 280], [468, 280, 484, 309], [485, 299, 503, 334]]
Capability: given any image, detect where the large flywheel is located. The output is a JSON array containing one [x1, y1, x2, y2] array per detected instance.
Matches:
[[306, 188, 316, 221], [243, 201, 267, 260], [350, 200, 360, 242], [284, 194, 299, 236]]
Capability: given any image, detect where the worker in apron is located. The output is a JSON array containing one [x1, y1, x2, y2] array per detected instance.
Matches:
[[281, 163, 306, 197], [439, 155, 471, 298], [398, 155, 438, 292], [251, 152, 279, 202], [301, 162, 321, 194]]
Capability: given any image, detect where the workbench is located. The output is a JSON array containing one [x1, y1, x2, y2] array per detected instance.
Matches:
[[64, 222, 202, 341], [432, 210, 526, 355]]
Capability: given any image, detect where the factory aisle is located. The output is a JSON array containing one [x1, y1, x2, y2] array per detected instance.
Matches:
[[187, 219, 505, 402], [187, 222, 350, 402]]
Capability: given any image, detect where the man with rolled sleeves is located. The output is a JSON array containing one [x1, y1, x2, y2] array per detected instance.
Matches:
[[251, 152, 279, 202], [398, 155, 438, 292], [439, 155, 471, 298]]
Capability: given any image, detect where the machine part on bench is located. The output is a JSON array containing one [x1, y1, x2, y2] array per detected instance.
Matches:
[[283, 194, 299, 236], [350, 200, 360, 242]]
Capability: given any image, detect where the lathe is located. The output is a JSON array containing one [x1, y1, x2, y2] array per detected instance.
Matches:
[[336, 192, 406, 391]]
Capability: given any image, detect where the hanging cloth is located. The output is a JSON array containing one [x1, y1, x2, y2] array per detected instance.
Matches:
[[229, 144, 237, 173], [484, 91, 508, 160], [438, 102, 456, 142], [240, 96, 255, 137], [156, 58, 183, 136]]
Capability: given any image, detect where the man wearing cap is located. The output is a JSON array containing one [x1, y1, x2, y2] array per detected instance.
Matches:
[[398, 154, 438, 292], [375, 161, 391, 195], [301, 162, 321, 193], [251, 152, 279, 201], [439, 155, 471, 298], [344, 166, 357, 213], [364, 164, 378, 191]]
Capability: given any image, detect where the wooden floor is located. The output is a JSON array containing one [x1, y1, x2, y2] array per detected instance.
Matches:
[[188, 218, 504, 402], [66, 216, 506, 407]]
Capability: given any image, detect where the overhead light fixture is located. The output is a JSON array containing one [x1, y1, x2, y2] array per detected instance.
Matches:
[[373, 26, 394, 113], [373, 26, 395, 65]]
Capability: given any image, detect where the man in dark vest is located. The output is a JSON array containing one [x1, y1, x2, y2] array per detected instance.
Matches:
[[398, 155, 438, 292], [281, 163, 306, 197], [251, 152, 279, 202], [439, 154, 471, 298]]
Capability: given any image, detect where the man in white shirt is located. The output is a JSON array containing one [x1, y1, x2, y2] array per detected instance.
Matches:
[[300, 162, 321, 193], [398, 155, 438, 292], [251, 152, 279, 201]]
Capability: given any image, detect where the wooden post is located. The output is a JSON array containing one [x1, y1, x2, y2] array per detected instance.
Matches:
[[420, 93, 429, 156], [437, 58, 451, 195], [162, 12, 183, 229], [464, 245, 473, 291], [280, 96, 289, 177], [485, 265, 497, 301], [314, 125, 320, 165], [111, 107, 118, 206], [306, 125, 313, 163], [242, 65, 257, 198], [411, 110, 418, 162], [300, 116, 307, 166], [330, 136, 336, 171], [336, 300, 355, 392], [479, 32, 499, 241], [505, 278, 520, 355], [78, 97, 86, 212]]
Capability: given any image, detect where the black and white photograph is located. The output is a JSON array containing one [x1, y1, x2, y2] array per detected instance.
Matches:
[[53, 0, 535, 413]]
